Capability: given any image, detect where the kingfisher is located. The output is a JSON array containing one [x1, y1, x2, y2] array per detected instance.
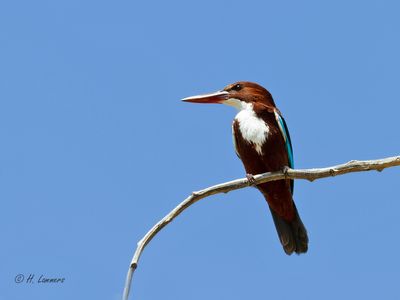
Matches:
[[182, 81, 308, 255]]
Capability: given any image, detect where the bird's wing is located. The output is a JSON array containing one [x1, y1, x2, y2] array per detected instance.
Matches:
[[274, 110, 294, 194]]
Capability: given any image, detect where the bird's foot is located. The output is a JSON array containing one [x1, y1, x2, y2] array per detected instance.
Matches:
[[246, 174, 256, 186], [282, 166, 290, 178]]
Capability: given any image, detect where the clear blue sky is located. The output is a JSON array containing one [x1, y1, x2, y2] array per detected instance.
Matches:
[[1, 1, 399, 299]]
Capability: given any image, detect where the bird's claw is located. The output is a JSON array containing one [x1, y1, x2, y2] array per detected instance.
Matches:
[[283, 166, 290, 178], [246, 174, 256, 186]]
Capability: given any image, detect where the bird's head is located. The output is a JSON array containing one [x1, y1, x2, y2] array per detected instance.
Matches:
[[182, 81, 276, 110]]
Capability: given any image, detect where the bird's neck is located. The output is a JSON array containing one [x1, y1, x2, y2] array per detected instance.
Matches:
[[225, 99, 270, 155]]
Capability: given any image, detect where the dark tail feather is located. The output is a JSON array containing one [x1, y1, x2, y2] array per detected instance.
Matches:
[[269, 203, 308, 255]]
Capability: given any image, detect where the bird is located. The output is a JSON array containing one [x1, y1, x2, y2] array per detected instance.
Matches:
[[182, 81, 308, 255]]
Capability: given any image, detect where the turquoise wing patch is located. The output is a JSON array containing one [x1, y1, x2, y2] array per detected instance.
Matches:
[[274, 111, 294, 194], [274, 111, 294, 168]]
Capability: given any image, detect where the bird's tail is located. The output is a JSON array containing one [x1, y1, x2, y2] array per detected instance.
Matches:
[[269, 203, 308, 255]]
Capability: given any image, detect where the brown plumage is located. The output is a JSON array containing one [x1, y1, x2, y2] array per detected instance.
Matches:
[[183, 81, 308, 255]]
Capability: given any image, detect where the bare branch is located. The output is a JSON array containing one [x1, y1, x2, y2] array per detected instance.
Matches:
[[122, 155, 400, 300]]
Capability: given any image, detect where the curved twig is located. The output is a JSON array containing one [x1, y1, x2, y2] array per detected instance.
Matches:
[[122, 155, 400, 300]]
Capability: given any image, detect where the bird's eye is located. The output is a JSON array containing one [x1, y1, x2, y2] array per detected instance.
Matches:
[[231, 84, 242, 91]]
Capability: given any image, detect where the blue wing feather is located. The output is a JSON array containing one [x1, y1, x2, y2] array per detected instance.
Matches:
[[275, 112, 294, 194]]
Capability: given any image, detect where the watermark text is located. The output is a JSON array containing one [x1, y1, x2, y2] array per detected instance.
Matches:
[[15, 274, 65, 284]]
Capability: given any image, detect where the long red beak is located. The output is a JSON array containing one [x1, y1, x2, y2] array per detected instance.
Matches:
[[182, 90, 229, 104]]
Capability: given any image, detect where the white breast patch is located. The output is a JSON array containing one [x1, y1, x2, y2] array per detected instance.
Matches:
[[224, 99, 269, 155]]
